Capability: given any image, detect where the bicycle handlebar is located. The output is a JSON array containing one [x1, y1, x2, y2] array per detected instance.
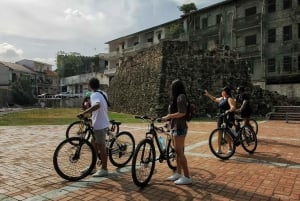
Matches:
[[215, 113, 226, 119], [134, 115, 162, 122]]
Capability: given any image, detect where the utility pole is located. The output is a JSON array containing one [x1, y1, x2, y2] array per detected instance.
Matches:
[[261, 0, 265, 89]]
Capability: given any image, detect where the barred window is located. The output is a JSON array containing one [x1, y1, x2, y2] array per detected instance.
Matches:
[[283, 25, 292, 41], [268, 29, 276, 43], [202, 18, 208, 29], [268, 0, 276, 13], [245, 6, 257, 16], [283, 0, 292, 9], [283, 56, 292, 72], [298, 55, 300, 70], [267, 58, 276, 72], [216, 14, 222, 25]]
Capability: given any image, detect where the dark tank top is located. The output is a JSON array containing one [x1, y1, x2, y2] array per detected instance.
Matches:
[[219, 98, 230, 113]]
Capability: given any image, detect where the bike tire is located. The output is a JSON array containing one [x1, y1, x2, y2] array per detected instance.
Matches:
[[249, 118, 258, 135], [53, 137, 97, 181], [131, 138, 156, 188], [240, 126, 257, 153], [109, 131, 135, 167], [66, 120, 92, 141], [166, 139, 176, 171], [208, 128, 235, 160]]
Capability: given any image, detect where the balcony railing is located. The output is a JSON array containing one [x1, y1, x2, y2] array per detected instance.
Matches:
[[104, 68, 116, 75], [234, 14, 261, 31]]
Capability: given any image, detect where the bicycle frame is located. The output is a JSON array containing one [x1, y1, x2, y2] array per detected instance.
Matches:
[[143, 117, 171, 159]]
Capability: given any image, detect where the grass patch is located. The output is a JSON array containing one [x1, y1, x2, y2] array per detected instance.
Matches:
[[0, 108, 140, 126]]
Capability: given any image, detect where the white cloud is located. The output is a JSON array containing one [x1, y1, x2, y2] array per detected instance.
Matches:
[[0, 43, 23, 62], [0, 0, 222, 64]]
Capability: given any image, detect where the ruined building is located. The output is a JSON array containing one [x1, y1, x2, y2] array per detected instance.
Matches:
[[105, 0, 299, 116]]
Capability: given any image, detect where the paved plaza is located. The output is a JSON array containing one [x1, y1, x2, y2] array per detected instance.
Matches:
[[0, 120, 299, 201]]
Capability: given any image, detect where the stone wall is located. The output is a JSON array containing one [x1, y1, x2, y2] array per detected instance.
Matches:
[[108, 40, 253, 117]]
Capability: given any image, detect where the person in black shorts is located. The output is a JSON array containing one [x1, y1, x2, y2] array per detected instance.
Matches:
[[235, 86, 252, 127]]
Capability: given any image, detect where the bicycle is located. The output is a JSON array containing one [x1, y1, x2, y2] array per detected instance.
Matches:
[[235, 115, 258, 135], [131, 115, 176, 188], [53, 116, 135, 181], [208, 113, 257, 160]]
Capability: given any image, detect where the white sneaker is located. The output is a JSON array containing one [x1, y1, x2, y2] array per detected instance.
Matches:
[[92, 169, 108, 177], [174, 176, 192, 185], [80, 167, 96, 175], [166, 172, 181, 181]]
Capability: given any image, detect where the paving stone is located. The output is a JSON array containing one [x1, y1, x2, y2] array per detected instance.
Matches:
[[0, 121, 299, 200]]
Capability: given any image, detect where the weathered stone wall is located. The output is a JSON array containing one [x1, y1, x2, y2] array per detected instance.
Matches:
[[108, 44, 164, 116], [108, 40, 253, 117]]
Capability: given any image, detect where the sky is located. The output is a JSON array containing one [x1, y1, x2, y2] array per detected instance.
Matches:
[[0, 0, 224, 69]]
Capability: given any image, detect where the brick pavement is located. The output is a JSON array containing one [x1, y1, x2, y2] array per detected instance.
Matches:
[[0, 120, 299, 201]]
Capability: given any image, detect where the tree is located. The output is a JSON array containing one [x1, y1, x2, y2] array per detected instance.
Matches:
[[11, 75, 35, 105], [179, 3, 197, 15], [56, 52, 102, 78]]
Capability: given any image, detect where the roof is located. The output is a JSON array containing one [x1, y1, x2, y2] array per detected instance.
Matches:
[[105, 0, 232, 44], [17, 59, 52, 67], [105, 18, 182, 44], [0, 61, 36, 74]]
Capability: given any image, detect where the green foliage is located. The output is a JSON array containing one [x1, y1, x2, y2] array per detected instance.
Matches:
[[179, 3, 197, 14], [11, 75, 36, 105], [166, 23, 185, 38], [56, 52, 104, 78]]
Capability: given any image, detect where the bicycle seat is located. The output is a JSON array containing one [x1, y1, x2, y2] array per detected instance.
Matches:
[[110, 120, 122, 125]]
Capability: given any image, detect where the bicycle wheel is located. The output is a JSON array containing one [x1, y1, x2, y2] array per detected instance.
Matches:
[[53, 137, 97, 181], [249, 118, 258, 135], [208, 128, 235, 160], [166, 139, 176, 170], [131, 138, 156, 188], [240, 126, 257, 153], [66, 120, 92, 141], [109, 131, 135, 167]]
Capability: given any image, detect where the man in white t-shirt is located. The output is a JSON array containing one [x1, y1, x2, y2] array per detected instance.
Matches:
[[78, 77, 110, 177]]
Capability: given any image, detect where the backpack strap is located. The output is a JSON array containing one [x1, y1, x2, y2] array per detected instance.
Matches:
[[96, 90, 111, 107]]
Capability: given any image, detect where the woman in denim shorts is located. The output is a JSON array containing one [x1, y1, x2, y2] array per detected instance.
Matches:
[[162, 79, 192, 185]]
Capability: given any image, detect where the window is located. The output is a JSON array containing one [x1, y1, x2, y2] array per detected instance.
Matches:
[[245, 6, 257, 16], [298, 24, 300, 39], [268, 58, 276, 72], [195, 16, 200, 30], [216, 14, 222, 25], [202, 18, 208, 29], [268, 29, 276, 43], [245, 35, 257, 46], [298, 0, 300, 6], [283, 0, 292, 9], [12, 73, 17, 82], [202, 42, 208, 50], [268, 0, 276, 13], [298, 55, 300, 70], [147, 38, 153, 43], [283, 25, 292, 41], [156, 31, 162, 40], [283, 56, 292, 72]]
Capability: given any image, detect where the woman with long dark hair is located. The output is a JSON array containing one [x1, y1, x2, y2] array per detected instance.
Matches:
[[162, 79, 192, 185]]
